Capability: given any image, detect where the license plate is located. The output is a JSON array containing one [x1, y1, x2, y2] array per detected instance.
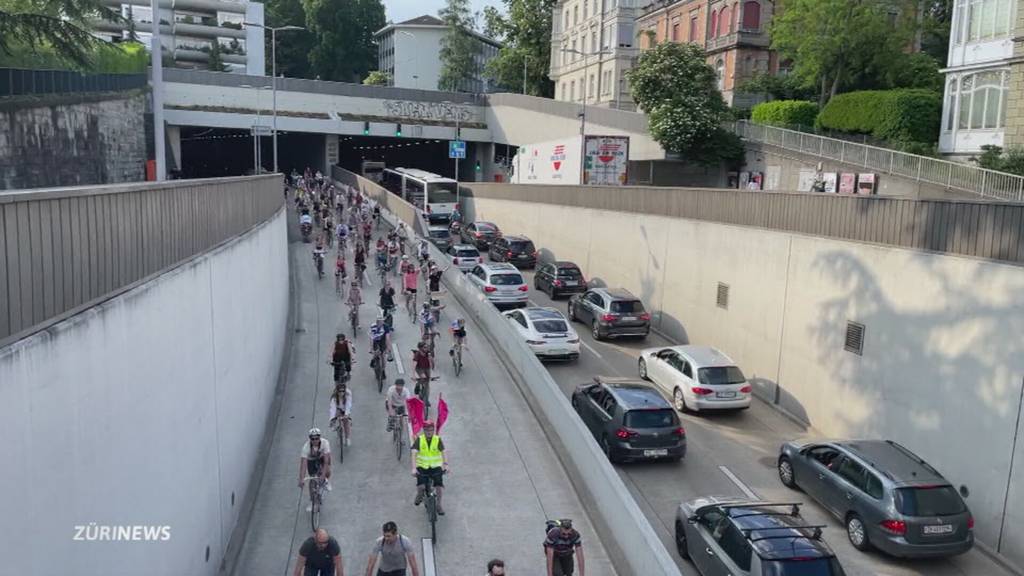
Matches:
[[517, 254, 530, 259], [923, 525, 954, 535], [643, 449, 668, 457], [564, 281, 578, 286], [622, 316, 636, 321], [717, 391, 737, 398]]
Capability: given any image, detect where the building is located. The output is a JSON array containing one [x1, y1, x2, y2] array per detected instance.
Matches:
[[374, 15, 502, 93], [940, 0, 1017, 157], [549, 0, 641, 110], [634, 0, 776, 108], [93, 0, 265, 75]]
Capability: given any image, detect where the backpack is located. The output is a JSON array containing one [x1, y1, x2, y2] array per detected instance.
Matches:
[[543, 520, 575, 554]]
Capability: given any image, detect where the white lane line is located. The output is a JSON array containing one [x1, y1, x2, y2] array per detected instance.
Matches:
[[363, 268, 373, 287], [580, 340, 603, 358], [422, 538, 437, 576], [392, 343, 405, 375], [719, 465, 759, 500]]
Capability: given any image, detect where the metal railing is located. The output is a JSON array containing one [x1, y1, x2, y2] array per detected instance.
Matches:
[[0, 68, 147, 98], [730, 120, 1024, 202]]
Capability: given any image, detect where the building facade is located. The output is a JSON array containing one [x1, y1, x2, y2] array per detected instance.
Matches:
[[939, 0, 1017, 156], [549, 0, 641, 110], [94, 0, 265, 75], [374, 15, 502, 93], [634, 0, 776, 108]]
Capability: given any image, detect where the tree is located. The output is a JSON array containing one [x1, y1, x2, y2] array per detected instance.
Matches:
[[438, 0, 477, 92], [362, 70, 390, 85], [739, 72, 817, 101], [207, 40, 229, 72], [483, 0, 556, 96], [0, 0, 122, 68], [627, 43, 741, 166], [264, 0, 316, 78], [302, 0, 384, 82], [918, 0, 953, 64]]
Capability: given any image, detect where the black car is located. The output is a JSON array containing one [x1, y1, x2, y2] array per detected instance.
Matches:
[[676, 499, 847, 576], [568, 288, 650, 340], [571, 376, 686, 463], [489, 235, 537, 268], [460, 221, 501, 250], [534, 261, 587, 299]]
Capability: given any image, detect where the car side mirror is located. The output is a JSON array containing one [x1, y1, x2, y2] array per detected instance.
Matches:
[[687, 515, 698, 524]]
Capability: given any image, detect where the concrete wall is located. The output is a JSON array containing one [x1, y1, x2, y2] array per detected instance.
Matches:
[[0, 91, 147, 190], [465, 194, 1024, 567], [0, 208, 288, 576]]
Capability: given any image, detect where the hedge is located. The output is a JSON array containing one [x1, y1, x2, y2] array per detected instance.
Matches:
[[750, 100, 818, 128], [816, 89, 942, 145]]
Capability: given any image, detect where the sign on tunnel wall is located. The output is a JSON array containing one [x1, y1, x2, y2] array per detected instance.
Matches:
[[382, 100, 476, 123]]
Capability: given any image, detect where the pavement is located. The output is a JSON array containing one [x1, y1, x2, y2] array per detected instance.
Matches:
[[230, 207, 617, 576], [517, 266, 1019, 576]]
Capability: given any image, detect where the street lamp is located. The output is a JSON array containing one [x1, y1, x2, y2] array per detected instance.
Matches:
[[244, 22, 305, 174], [241, 84, 272, 173], [561, 47, 611, 184]]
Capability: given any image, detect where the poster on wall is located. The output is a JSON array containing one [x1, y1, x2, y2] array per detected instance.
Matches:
[[839, 173, 856, 194], [822, 172, 838, 193], [798, 169, 818, 192], [739, 171, 751, 189], [747, 172, 763, 190], [765, 166, 781, 191], [583, 135, 629, 185], [857, 173, 877, 195]]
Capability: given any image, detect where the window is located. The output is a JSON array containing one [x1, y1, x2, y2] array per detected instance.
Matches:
[[584, 0, 588, 19], [510, 311, 528, 328], [588, 74, 595, 97], [534, 318, 569, 333], [671, 20, 680, 41], [681, 361, 694, 378], [698, 366, 746, 385], [617, 22, 634, 47], [710, 9, 719, 36], [561, 82, 567, 100], [959, 0, 1015, 42], [689, 15, 699, 41], [586, 292, 604, 306], [609, 300, 644, 313], [564, 10, 569, 30], [603, 70, 612, 93], [721, 5, 732, 35], [624, 409, 678, 428], [715, 523, 753, 571], [836, 458, 871, 493], [716, 58, 725, 90], [808, 446, 842, 469], [591, 31, 597, 52], [490, 273, 524, 286], [716, 282, 729, 308], [895, 486, 967, 516], [845, 320, 865, 354], [574, 4, 579, 26], [569, 80, 575, 101], [742, 1, 760, 30]]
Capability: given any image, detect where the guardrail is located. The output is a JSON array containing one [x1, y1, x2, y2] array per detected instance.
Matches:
[[0, 68, 147, 98], [730, 120, 1024, 202], [0, 174, 283, 346]]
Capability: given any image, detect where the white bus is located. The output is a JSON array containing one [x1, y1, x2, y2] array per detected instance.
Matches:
[[361, 160, 386, 183], [380, 168, 458, 224]]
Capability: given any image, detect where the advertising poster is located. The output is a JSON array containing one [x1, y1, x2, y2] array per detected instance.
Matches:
[[798, 169, 818, 192], [857, 173, 877, 195], [739, 171, 750, 189], [822, 172, 838, 193], [765, 166, 781, 190], [583, 136, 629, 185], [839, 173, 856, 194]]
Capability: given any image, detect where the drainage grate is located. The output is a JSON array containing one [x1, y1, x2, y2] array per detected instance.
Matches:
[[716, 282, 730, 310], [844, 321, 865, 355]]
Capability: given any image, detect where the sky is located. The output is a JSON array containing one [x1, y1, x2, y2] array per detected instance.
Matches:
[[384, 0, 505, 25]]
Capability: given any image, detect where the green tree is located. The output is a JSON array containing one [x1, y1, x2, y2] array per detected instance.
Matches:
[[918, 0, 953, 64], [302, 0, 384, 82], [207, 40, 228, 72], [739, 72, 817, 101], [438, 0, 477, 92], [482, 0, 556, 96], [627, 42, 741, 166], [362, 70, 390, 85], [263, 0, 316, 78], [0, 0, 122, 68]]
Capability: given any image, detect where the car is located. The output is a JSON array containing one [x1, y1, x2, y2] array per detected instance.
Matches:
[[570, 376, 686, 463], [460, 221, 501, 250], [488, 235, 538, 268], [467, 262, 529, 308], [534, 261, 587, 299], [567, 288, 650, 341], [447, 244, 483, 273], [503, 307, 580, 360], [638, 345, 752, 413], [427, 226, 453, 251], [675, 498, 847, 576], [777, 439, 974, 558]]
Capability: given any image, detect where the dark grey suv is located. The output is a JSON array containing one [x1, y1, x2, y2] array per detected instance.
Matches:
[[567, 288, 650, 340], [571, 377, 686, 463], [778, 439, 973, 558], [675, 498, 847, 576]]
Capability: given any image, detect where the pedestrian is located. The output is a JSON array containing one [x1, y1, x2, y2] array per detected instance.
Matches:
[[486, 558, 505, 575], [544, 519, 584, 576], [364, 521, 419, 576], [294, 528, 344, 576]]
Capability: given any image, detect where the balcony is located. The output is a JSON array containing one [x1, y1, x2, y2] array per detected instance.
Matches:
[[705, 29, 770, 52]]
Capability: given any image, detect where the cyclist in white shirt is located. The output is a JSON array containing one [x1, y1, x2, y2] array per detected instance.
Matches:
[[299, 428, 332, 511], [385, 378, 413, 432], [329, 382, 353, 446]]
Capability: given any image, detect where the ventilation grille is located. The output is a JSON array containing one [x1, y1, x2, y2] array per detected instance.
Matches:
[[716, 282, 729, 309], [844, 321, 865, 355]]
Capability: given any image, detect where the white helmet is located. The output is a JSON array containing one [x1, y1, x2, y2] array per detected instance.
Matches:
[[308, 427, 322, 438]]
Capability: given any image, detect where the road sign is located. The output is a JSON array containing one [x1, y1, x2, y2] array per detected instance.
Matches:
[[251, 125, 272, 136], [449, 140, 466, 159]]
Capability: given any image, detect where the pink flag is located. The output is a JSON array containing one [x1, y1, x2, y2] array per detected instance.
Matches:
[[407, 396, 425, 436], [437, 394, 449, 433]]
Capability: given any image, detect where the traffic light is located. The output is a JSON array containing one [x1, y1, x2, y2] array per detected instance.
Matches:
[[395, 123, 402, 137], [363, 121, 370, 136], [475, 160, 481, 172]]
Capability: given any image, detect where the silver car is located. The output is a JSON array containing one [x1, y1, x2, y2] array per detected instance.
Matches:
[[447, 244, 483, 273], [467, 262, 528, 308], [778, 439, 973, 558]]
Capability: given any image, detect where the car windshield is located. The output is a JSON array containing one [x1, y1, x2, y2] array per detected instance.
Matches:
[[429, 229, 449, 239], [557, 267, 582, 278], [698, 366, 746, 385], [455, 249, 479, 258], [762, 558, 845, 576], [895, 486, 966, 516], [490, 273, 524, 286], [475, 223, 497, 233], [510, 241, 535, 252], [624, 409, 677, 428], [610, 300, 644, 314], [534, 319, 568, 333]]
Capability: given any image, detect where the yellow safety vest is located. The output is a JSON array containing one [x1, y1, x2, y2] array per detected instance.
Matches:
[[415, 434, 443, 469]]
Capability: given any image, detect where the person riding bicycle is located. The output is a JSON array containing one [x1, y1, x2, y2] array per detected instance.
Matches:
[[401, 256, 418, 299], [335, 253, 347, 282], [369, 317, 392, 365], [419, 302, 437, 337], [362, 220, 372, 243], [354, 244, 366, 274], [397, 222, 409, 251], [417, 239, 430, 262], [379, 280, 397, 316], [450, 206, 462, 224], [412, 341, 432, 384], [299, 428, 332, 510], [387, 236, 400, 264], [375, 243, 388, 272], [329, 381, 353, 447], [312, 239, 327, 274], [385, 378, 412, 432], [427, 262, 447, 294], [329, 333, 353, 381], [411, 420, 448, 515], [449, 318, 466, 358], [373, 203, 381, 223], [347, 280, 363, 309], [336, 221, 349, 244]]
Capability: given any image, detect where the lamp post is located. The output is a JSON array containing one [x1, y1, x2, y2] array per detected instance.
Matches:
[[241, 84, 271, 173], [561, 48, 610, 184], [244, 23, 304, 173]]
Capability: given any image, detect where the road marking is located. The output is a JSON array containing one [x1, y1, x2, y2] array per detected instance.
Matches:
[[580, 340, 603, 358], [719, 465, 759, 500], [422, 538, 436, 576], [392, 343, 405, 375], [363, 268, 373, 287]]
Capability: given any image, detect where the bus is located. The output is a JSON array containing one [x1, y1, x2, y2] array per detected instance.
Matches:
[[361, 160, 386, 183], [380, 168, 458, 224]]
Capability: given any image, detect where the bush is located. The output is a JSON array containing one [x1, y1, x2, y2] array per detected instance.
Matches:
[[816, 89, 941, 145], [972, 145, 1024, 176], [750, 100, 818, 128]]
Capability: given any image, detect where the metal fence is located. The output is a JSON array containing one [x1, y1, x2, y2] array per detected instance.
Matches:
[[0, 174, 283, 346], [730, 120, 1024, 202], [0, 68, 147, 98]]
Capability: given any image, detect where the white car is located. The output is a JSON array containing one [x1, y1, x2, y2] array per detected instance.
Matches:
[[447, 244, 484, 273], [637, 345, 751, 412], [503, 307, 580, 360]]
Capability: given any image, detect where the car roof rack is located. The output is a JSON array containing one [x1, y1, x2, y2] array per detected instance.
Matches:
[[742, 525, 827, 542], [720, 502, 804, 517]]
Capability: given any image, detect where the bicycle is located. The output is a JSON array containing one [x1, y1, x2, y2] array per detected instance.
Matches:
[[335, 270, 346, 298], [349, 306, 360, 336], [414, 374, 440, 416], [419, 470, 446, 543], [331, 414, 350, 464], [314, 253, 325, 280], [451, 339, 464, 377], [377, 261, 389, 286], [404, 289, 417, 322], [391, 411, 408, 461], [305, 474, 327, 531], [372, 346, 387, 394]]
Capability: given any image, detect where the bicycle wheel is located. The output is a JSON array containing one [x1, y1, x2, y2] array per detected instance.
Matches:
[[426, 492, 437, 542], [310, 483, 321, 531], [394, 419, 404, 461], [376, 362, 385, 394], [453, 347, 462, 377], [336, 422, 345, 464]]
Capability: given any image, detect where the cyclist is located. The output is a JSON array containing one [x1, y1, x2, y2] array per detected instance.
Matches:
[[347, 279, 363, 311], [411, 341, 432, 387], [448, 318, 466, 358], [385, 378, 412, 432], [369, 316, 392, 366], [354, 244, 367, 279], [329, 333, 353, 382], [336, 221, 349, 249], [427, 262, 447, 294], [419, 302, 437, 339], [323, 215, 334, 247], [375, 241, 388, 273], [544, 519, 584, 576], [397, 222, 409, 254], [372, 203, 382, 227], [387, 236, 400, 271], [417, 239, 430, 263], [335, 253, 348, 287], [299, 428, 332, 511], [361, 220, 373, 247], [411, 420, 448, 515], [379, 280, 397, 317], [312, 238, 327, 276], [364, 521, 419, 576], [329, 381, 353, 447], [294, 528, 343, 576]]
